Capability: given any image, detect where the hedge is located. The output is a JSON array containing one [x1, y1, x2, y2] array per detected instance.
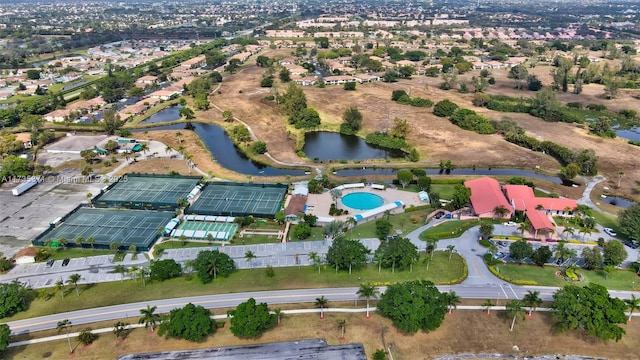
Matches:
[[404, 204, 433, 213]]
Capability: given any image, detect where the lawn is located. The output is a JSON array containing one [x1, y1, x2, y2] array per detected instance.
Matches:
[[492, 263, 640, 291], [288, 225, 325, 241], [420, 219, 481, 241], [46, 248, 116, 260], [6, 252, 465, 322], [351, 209, 433, 239], [403, 184, 456, 200]]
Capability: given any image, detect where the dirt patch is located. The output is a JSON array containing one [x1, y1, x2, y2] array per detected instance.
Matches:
[[6, 311, 640, 359]]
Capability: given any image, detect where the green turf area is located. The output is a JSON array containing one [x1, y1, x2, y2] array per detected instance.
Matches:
[[7, 252, 465, 321], [403, 184, 456, 200], [189, 182, 287, 218], [492, 263, 640, 290], [351, 209, 433, 239], [420, 219, 481, 241], [94, 174, 201, 210], [33, 208, 173, 252], [287, 225, 325, 241]]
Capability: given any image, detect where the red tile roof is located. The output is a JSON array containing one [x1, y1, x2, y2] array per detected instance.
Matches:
[[503, 184, 576, 212], [464, 177, 512, 217], [525, 209, 555, 230]]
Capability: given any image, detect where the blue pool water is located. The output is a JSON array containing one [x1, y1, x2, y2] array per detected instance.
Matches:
[[341, 192, 384, 210]]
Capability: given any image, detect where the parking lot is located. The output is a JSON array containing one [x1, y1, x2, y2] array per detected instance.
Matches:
[[0, 170, 105, 256]]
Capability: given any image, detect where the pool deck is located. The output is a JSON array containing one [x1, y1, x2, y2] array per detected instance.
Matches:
[[305, 186, 425, 222]]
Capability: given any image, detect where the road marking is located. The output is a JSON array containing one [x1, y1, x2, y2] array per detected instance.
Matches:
[[507, 284, 519, 298], [499, 284, 509, 299]]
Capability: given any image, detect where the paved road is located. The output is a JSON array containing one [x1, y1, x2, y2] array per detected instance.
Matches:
[[6, 284, 638, 336]]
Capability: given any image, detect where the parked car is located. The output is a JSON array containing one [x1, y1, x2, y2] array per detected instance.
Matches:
[[61, 258, 70, 267], [603, 228, 617, 237], [45, 259, 55, 268], [504, 221, 517, 227]]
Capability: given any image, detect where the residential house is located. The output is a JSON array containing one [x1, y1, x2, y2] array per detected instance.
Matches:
[[15, 133, 33, 149], [464, 177, 513, 219]]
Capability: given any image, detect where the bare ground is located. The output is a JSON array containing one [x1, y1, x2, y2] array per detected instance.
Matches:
[[206, 50, 640, 202]]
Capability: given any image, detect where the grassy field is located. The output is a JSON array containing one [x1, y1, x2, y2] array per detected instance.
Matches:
[[350, 209, 432, 238], [46, 248, 116, 260], [6, 252, 464, 322], [287, 225, 325, 241], [493, 263, 640, 291], [402, 184, 457, 200], [420, 219, 481, 240], [6, 306, 640, 360]]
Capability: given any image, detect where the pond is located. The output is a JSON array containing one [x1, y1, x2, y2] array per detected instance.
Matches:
[[141, 104, 182, 124], [614, 126, 640, 142], [601, 195, 636, 209], [133, 123, 307, 177], [334, 167, 564, 184], [302, 131, 405, 161]]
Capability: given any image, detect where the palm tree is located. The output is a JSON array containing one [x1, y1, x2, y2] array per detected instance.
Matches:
[[113, 321, 129, 340], [138, 267, 150, 287], [446, 245, 455, 262], [581, 227, 593, 242], [315, 296, 328, 319], [346, 217, 357, 239], [494, 205, 509, 218], [374, 251, 384, 273], [427, 238, 439, 260], [554, 241, 576, 263], [138, 305, 161, 332], [603, 264, 615, 280], [165, 145, 173, 154], [357, 284, 380, 318], [445, 291, 461, 314], [274, 308, 283, 326], [522, 290, 543, 317], [337, 319, 346, 340], [55, 280, 65, 299], [114, 264, 127, 282], [244, 250, 256, 269], [67, 273, 82, 296], [487, 243, 499, 258], [57, 319, 73, 353], [482, 299, 494, 316], [517, 222, 529, 236], [309, 252, 322, 274], [624, 294, 639, 323], [506, 300, 525, 332], [562, 226, 575, 241], [176, 131, 183, 144], [330, 188, 342, 206], [74, 236, 84, 251], [58, 237, 68, 250], [617, 171, 625, 188], [87, 236, 95, 250]]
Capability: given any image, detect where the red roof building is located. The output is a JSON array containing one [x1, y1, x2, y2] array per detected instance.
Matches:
[[464, 177, 513, 218], [503, 184, 577, 215]]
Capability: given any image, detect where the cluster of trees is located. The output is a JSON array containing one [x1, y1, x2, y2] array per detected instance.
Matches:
[[193, 250, 236, 283], [281, 83, 321, 129], [390, 90, 434, 108], [364, 117, 412, 155], [293, 214, 318, 240], [619, 204, 640, 247], [185, 71, 222, 110], [448, 108, 496, 135], [339, 107, 362, 135]]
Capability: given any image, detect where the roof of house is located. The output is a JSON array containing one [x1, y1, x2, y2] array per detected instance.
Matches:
[[503, 184, 577, 212], [14, 247, 38, 259], [15, 132, 31, 142], [285, 194, 307, 216], [525, 208, 555, 230], [464, 177, 512, 215]]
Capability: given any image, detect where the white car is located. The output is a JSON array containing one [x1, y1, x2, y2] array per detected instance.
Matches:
[[504, 221, 517, 227], [603, 228, 617, 237]]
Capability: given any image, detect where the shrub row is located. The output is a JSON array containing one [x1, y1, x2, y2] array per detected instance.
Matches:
[[404, 204, 432, 213], [488, 265, 538, 285], [365, 132, 408, 150]]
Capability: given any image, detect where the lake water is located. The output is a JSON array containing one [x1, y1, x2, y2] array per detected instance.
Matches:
[[133, 123, 307, 177], [601, 195, 636, 209], [302, 131, 405, 160], [141, 105, 182, 124]]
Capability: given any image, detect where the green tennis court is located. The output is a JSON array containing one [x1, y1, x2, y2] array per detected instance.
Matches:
[[93, 174, 201, 210], [188, 182, 287, 218], [172, 220, 238, 241], [32, 208, 174, 251]]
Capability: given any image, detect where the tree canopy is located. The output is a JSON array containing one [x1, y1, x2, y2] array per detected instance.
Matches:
[[158, 303, 215, 342], [149, 259, 182, 282], [194, 250, 236, 283], [0, 324, 9, 352], [374, 237, 418, 272], [551, 283, 627, 342], [377, 280, 448, 333], [326, 236, 369, 273], [618, 204, 640, 246], [0, 281, 34, 318], [227, 297, 275, 338], [509, 239, 534, 262], [603, 240, 627, 267]]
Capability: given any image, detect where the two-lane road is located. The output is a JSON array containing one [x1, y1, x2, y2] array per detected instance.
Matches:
[[8, 284, 637, 335]]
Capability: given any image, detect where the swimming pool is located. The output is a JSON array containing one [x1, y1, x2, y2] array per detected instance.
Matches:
[[341, 192, 384, 210]]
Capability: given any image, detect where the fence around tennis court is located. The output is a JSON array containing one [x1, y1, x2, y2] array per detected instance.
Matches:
[[187, 182, 287, 218]]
